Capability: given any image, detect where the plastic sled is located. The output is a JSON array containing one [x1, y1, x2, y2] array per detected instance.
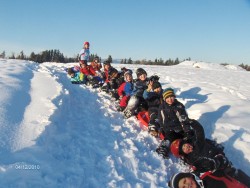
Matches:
[[136, 111, 164, 140]]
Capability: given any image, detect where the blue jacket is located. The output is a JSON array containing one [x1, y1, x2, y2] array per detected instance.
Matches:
[[131, 79, 148, 97], [79, 48, 90, 61], [124, 82, 133, 96], [70, 72, 86, 83]]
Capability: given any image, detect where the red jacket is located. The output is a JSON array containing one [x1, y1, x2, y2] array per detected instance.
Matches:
[[80, 65, 95, 76], [201, 171, 248, 188]]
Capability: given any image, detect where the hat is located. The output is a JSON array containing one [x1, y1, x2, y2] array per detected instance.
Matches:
[[152, 81, 161, 90], [103, 60, 111, 66], [169, 173, 193, 188], [136, 68, 147, 78], [84, 41, 89, 46], [67, 68, 74, 75], [163, 87, 175, 100]]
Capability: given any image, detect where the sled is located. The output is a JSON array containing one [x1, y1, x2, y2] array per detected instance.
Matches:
[[136, 111, 164, 140]]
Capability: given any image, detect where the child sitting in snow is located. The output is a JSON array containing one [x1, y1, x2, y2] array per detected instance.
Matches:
[[79, 60, 103, 88], [106, 68, 125, 100], [116, 70, 134, 111], [67, 67, 86, 84], [90, 56, 102, 73], [123, 68, 149, 118], [156, 87, 191, 158], [143, 78, 162, 137]]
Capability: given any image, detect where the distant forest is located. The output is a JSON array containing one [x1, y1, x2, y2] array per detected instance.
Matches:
[[0, 50, 249, 71]]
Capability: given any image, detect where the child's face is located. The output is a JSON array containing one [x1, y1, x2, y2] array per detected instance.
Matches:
[[182, 143, 193, 154], [126, 74, 132, 82], [178, 177, 197, 188], [165, 96, 175, 105], [104, 64, 110, 70], [139, 74, 147, 81], [154, 87, 161, 93], [80, 63, 87, 68], [70, 73, 75, 78], [84, 44, 89, 48]]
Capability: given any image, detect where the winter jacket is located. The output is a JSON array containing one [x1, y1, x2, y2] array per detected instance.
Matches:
[[118, 82, 133, 97], [79, 48, 90, 61], [158, 99, 189, 133], [143, 89, 162, 111], [118, 82, 134, 107], [103, 67, 115, 83], [182, 138, 225, 173], [186, 119, 205, 148], [109, 72, 124, 90], [201, 171, 248, 188], [70, 72, 85, 84], [131, 79, 149, 97], [80, 65, 95, 76], [90, 61, 102, 71]]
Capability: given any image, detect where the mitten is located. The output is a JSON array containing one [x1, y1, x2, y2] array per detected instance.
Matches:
[[193, 157, 216, 172], [214, 154, 230, 170], [156, 140, 170, 159]]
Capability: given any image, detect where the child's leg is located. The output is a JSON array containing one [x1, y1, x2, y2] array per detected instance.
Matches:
[[123, 96, 139, 118]]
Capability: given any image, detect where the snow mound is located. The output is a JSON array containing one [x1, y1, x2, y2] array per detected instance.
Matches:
[[224, 64, 245, 71], [179, 60, 226, 70]]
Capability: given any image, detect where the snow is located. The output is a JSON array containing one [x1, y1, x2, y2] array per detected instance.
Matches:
[[0, 58, 250, 187]]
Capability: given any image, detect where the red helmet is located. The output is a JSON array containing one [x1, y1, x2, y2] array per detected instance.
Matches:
[[84, 41, 90, 46], [170, 139, 182, 158]]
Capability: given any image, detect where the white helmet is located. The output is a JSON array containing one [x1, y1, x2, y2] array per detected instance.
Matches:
[[168, 172, 204, 188]]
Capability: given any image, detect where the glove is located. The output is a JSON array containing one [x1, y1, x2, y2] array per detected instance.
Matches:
[[193, 157, 216, 172], [214, 154, 230, 170], [156, 145, 169, 159], [156, 140, 170, 159]]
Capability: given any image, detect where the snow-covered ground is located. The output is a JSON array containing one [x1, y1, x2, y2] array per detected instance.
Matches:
[[0, 59, 249, 187]]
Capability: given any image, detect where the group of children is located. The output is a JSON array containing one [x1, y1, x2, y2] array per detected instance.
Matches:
[[66, 42, 250, 188]]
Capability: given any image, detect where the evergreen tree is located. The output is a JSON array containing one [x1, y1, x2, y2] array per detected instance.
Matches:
[[0, 51, 5, 58], [107, 55, 112, 63], [127, 58, 133, 64], [9, 52, 15, 59]]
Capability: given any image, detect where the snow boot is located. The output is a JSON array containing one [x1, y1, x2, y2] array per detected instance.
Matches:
[[148, 124, 158, 137]]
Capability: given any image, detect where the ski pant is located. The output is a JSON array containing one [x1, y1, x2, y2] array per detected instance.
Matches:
[[148, 107, 160, 131], [120, 95, 130, 108], [226, 168, 250, 187]]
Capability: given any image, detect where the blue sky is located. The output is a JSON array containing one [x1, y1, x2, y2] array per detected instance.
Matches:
[[1, 0, 250, 64]]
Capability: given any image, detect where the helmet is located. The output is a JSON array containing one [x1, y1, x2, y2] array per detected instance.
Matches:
[[94, 56, 99, 61], [136, 68, 147, 78], [124, 69, 133, 76], [103, 60, 111, 66], [84, 41, 90, 46], [170, 139, 182, 158], [124, 70, 133, 81], [169, 173, 204, 188]]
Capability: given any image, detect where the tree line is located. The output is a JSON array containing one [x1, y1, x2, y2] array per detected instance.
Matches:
[[0, 50, 100, 63], [121, 57, 183, 66], [1, 50, 249, 71]]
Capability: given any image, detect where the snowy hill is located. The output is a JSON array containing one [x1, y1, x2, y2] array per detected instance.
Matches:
[[0, 59, 249, 187]]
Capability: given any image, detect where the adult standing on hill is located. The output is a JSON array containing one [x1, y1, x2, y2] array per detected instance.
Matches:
[[79, 41, 90, 64]]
